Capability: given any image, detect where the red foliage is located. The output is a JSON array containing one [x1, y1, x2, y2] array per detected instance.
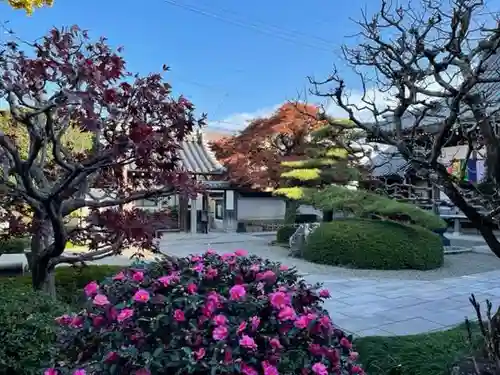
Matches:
[[0, 25, 203, 280], [211, 103, 324, 189]]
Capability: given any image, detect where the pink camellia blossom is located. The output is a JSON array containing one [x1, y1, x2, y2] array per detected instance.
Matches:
[[158, 275, 175, 287], [206, 248, 217, 255], [173, 309, 186, 322], [237, 321, 247, 334], [256, 270, 277, 283], [249, 264, 260, 272], [269, 291, 290, 309], [351, 365, 364, 374], [269, 337, 283, 349], [278, 306, 296, 321], [69, 315, 84, 328], [340, 337, 352, 349], [239, 334, 257, 350], [44, 368, 58, 375], [309, 344, 324, 356], [93, 294, 110, 306], [279, 264, 289, 271], [262, 362, 279, 375], [229, 284, 246, 300], [191, 255, 202, 262], [54, 314, 72, 325], [349, 351, 359, 361], [186, 283, 197, 294], [192, 263, 204, 272], [250, 316, 260, 330], [205, 267, 218, 279], [73, 370, 87, 375], [312, 363, 328, 375], [194, 347, 206, 360], [135, 369, 151, 375], [221, 253, 234, 261], [213, 325, 229, 341], [105, 351, 119, 362], [294, 315, 310, 329], [113, 271, 125, 281], [213, 314, 228, 326], [92, 316, 105, 327], [133, 289, 150, 303], [132, 271, 144, 282], [241, 363, 258, 375], [84, 281, 98, 296], [319, 289, 330, 298], [319, 315, 333, 330], [234, 249, 248, 256]]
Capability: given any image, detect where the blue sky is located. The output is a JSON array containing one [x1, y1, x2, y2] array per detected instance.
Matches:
[[0, 0, 378, 131]]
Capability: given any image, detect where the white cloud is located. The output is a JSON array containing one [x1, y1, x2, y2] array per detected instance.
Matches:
[[207, 105, 280, 132]]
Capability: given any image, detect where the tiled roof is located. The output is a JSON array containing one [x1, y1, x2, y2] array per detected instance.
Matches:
[[178, 133, 226, 175]]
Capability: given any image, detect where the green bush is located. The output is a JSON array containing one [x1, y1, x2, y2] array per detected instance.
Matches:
[[304, 219, 444, 270], [276, 225, 297, 243], [0, 236, 29, 254], [11, 265, 122, 307], [295, 214, 319, 223], [0, 280, 70, 375]]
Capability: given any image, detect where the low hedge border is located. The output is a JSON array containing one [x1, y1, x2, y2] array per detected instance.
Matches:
[[304, 218, 444, 270]]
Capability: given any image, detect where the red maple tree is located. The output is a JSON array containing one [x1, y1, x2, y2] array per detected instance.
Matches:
[[0, 26, 202, 292], [211, 103, 323, 190]]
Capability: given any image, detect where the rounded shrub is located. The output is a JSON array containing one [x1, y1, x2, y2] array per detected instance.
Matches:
[[276, 225, 297, 243], [0, 236, 29, 254], [47, 251, 364, 375], [304, 219, 444, 270], [0, 280, 70, 375]]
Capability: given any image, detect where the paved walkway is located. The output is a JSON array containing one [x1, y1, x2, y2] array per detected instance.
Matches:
[[13, 232, 496, 337]]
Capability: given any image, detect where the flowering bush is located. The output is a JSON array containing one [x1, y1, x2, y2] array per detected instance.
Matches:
[[46, 250, 363, 375]]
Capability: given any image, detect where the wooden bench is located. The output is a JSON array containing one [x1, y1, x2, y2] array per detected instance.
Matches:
[[440, 214, 468, 235]]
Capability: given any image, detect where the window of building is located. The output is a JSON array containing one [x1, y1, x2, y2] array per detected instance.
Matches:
[[215, 200, 224, 220]]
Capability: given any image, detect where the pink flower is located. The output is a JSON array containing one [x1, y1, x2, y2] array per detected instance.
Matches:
[[206, 248, 216, 254], [241, 363, 258, 375], [238, 321, 247, 334], [269, 291, 290, 309], [54, 314, 72, 325], [351, 365, 364, 374], [229, 284, 246, 300], [270, 337, 282, 349], [173, 309, 185, 322], [349, 351, 359, 361], [309, 344, 324, 356], [319, 315, 332, 331], [135, 369, 151, 375], [73, 370, 86, 375], [133, 289, 150, 303], [221, 253, 234, 260], [278, 306, 296, 321], [213, 314, 228, 326], [192, 263, 204, 272], [93, 294, 110, 306], [205, 267, 218, 279], [194, 347, 205, 360], [84, 281, 98, 296], [235, 249, 248, 256], [319, 289, 330, 298], [263, 362, 279, 375], [105, 351, 119, 362], [213, 325, 229, 341], [256, 270, 277, 283], [113, 271, 125, 281], [158, 276, 172, 287], [132, 271, 144, 282], [69, 315, 84, 328], [312, 363, 328, 375], [239, 334, 257, 350], [294, 315, 310, 329], [250, 316, 260, 330], [92, 316, 105, 327], [340, 337, 352, 349], [279, 264, 289, 271], [44, 369, 58, 375], [250, 264, 260, 272], [187, 283, 197, 294], [191, 255, 202, 262]]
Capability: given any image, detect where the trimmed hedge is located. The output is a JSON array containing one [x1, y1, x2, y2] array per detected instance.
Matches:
[[0, 280, 70, 375], [276, 225, 297, 243], [304, 219, 444, 270], [9, 265, 122, 307], [0, 236, 29, 254]]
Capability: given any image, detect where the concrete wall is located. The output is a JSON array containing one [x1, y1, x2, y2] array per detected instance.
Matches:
[[236, 196, 321, 221]]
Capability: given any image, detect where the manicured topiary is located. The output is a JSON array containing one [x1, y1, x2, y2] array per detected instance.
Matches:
[[304, 219, 444, 270], [46, 251, 364, 375], [276, 225, 297, 243]]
